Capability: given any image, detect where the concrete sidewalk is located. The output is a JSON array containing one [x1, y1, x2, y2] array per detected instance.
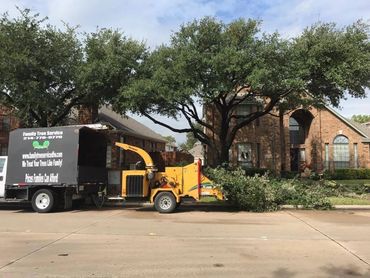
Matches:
[[0, 205, 369, 277]]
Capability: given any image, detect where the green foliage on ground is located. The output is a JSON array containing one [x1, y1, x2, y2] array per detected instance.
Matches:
[[206, 167, 332, 212], [329, 180, 370, 195]]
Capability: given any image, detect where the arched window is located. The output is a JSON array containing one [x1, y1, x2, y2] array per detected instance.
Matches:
[[333, 135, 349, 169], [289, 117, 305, 145]]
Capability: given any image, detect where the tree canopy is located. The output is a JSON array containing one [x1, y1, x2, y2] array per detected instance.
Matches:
[[0, 9, 146, 127], [163, 135, 176, 144], [118, 17, 370, 165]]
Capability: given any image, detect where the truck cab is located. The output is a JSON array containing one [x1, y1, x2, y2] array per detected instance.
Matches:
[[0, 156, 8, 198]]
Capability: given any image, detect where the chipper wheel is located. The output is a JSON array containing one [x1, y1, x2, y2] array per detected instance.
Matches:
[[31, 189, 56, 213], [154, 192, 177, 213]]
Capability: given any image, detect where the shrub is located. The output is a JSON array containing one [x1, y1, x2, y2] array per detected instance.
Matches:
[[324, 168, 370, 180], [206, 167, 332, 212], [280, 171, 300, 179], [244, 168, 270, 176]]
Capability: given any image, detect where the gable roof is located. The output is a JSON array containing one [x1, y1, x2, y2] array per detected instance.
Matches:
[[189, 142, 204, 157], [98, 106, 166, 143], [325, 106, 370, 142]]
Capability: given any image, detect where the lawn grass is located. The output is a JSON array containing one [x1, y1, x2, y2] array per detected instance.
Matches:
[[334, 179, 370, 185], [199, 196, 224, 203], [328, 196, 370, 205]]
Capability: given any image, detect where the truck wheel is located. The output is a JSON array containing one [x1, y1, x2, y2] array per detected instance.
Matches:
[[154, 192, 176, 213], [31, 189, 56, 213]]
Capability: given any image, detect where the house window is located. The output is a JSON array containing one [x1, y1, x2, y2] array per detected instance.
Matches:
[[289, 117, 305, 145], [0, 116, 10, 132], [333, 135, 349, 169], [235, 104, 252, 124], [237, 143, 252, 168], [299, 149, 306, 162], [0, 144, 8, 155], [0, 157, 6, 173], [324, 143, 329, 170], [106, 145, 112, 168]]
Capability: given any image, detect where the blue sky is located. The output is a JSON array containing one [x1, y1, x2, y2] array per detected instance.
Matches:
[[1, 0, 369, 143]]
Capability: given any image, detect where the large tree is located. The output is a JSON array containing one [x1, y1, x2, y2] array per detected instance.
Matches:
[[119, 17, 370, 166], [0, 9, 146, 127], [80, 29, 147, 109]]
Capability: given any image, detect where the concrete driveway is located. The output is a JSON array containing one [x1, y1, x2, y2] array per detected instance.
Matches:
[[0, 204, 369, 278]]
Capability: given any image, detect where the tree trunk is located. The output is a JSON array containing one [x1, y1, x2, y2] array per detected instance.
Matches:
[[219, 144, 230, 166], [216, 111, 231, 167]]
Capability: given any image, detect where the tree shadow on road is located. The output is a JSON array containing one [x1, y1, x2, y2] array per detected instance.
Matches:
[[320, 264, 370, 277], [266, 264, 370, 278], [270, 268, 296, 278]]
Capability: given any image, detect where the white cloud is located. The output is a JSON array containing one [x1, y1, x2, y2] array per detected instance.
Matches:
[[41, 0, 238, 48], [256, 0, 370, 38]]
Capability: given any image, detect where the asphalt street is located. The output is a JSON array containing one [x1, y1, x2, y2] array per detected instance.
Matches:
[[0, 204, 369, 277]]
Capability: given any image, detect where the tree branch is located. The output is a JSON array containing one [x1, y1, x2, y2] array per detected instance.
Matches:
[[141, 111, 193, 133], [50, 96, 83, 126]]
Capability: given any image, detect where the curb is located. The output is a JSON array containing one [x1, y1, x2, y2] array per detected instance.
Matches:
[[105, 201, 370, 210]]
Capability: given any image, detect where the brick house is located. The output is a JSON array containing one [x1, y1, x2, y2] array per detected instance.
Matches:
[[205, 104, 370, 173]]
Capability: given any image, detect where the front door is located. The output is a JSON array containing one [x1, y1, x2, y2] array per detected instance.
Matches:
[[0, 156, 8, 198], [290, 148, 299, 172]]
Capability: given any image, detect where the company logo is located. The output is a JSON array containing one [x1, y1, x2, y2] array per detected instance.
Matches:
[[32, 140, 50, 149]]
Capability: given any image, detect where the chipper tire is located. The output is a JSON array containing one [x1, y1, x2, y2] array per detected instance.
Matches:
[[154, 192, 176, 213], [31, 189, 56, 213]]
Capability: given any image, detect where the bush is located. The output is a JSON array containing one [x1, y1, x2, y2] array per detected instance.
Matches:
[[280, 171, 300, 179], [206, 167, 332, 212], [324, 168, 370, 180], [244, 168, 270, 177]]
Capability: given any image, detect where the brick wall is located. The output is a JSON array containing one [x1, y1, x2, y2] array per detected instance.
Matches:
[[0, 106, 19, 155], [205, 105, 370, 172]]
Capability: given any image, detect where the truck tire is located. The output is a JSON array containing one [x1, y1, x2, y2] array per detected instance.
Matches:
[[154, 192, 176, 213], [31, 189, 56, 213]]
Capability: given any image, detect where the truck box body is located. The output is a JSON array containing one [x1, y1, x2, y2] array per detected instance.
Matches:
[[5, 126, 107, 194]]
